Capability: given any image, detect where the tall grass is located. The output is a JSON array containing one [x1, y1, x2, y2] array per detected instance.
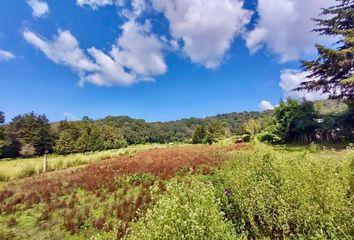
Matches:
[[127, 177, 236, 240], [210, 144, 354, 239], [0, 144, 176, 181]]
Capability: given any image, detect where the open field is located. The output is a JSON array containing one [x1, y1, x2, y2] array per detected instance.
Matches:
[[0, 143, 353, 239], [0, 144, 188, 182]]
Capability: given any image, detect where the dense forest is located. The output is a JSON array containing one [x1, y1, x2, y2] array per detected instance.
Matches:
[[0, 99, 352, 159]]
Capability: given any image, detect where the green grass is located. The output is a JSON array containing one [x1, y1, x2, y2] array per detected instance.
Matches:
[[0, 143, 187, 182]]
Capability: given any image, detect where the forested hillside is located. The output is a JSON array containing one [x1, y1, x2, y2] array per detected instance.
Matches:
[[0, 99, 352, 159], [99, 111, 263, 144]]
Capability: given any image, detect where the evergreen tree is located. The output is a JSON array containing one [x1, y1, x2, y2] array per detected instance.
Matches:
[[273, 99, 300, 142], [0, 112, 6, 156], [296, 0, 354, 100], [192, 125, 206, 144], [5, 112, 53, 157], [289, 101, 319, 142], [54, 129, 78, 155], [99, 125, 127, 150]]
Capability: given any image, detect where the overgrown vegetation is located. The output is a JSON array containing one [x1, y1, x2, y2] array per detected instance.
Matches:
[[127, 177, 236, 240], [1, 143, 352, 239], [0, 144, 173, 181], [211, 144, 354, 239], [239, 99, 353, 144]]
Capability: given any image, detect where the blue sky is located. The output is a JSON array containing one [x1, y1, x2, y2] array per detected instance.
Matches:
[[0, 0, 334, 122]]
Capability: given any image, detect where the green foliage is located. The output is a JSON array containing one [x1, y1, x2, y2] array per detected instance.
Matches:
[[257, 131, 281, 144], [191, 125, 206, 144], [273, 99, 300, 142], [0, 112, 5, 156], [205, 121, 227, 144], [297, 0, 353, 100], [54, 129, 77, 155], [1, 111, 265, 159], [242, 134, 251, 142], [127, 177, 236, 240], [214, 144, 353, 239], [4, 112, 53, 157], [0, 111, 4, 124], [100, 112, 263, 145], [19, 144, 36, 158], [242, 118, 261, 138], [269, 99, 353, 143], [54, 121, 127, 155]]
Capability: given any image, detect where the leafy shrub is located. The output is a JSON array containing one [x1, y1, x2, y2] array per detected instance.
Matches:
[[242, 134, 250, 142], [127, 177, 236, 240], [217, 144, 353, 239], [257, 131, 281, 144]]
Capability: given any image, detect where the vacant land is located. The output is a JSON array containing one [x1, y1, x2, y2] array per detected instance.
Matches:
[[0, 143, 353, 240], [0, 144, 185, 182]]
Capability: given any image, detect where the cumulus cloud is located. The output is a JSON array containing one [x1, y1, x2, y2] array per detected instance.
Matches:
[[246, 0, 336, 62], [27, 0, 49, 18], [23, 20, 166, 87], [81, 20, 166, 86], [23, 30, 99, 72], [76, 0, 252, 69], [0, 49, 15, 61], [280, 69, 328, 101], [151, 0, 252, 68], [259, 100, 275, 111]]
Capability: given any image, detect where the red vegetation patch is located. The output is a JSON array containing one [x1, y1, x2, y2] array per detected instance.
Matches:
[[0, 144, 246, 213]]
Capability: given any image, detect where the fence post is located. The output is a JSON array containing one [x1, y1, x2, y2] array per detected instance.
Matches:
[[43, 154, 47, 173]]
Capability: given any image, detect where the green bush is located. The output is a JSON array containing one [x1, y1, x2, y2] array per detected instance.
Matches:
[[257, 131, 281, 144], [216, 144, 353, 239], [127, 177, 236, 240], [242, 134, 250, 142]]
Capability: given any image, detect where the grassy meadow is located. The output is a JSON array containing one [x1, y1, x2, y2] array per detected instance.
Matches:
[[0, 144, 185, 182], [0, 143, 353, 239]]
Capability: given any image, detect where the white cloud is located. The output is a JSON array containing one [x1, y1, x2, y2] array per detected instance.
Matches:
[[63, 112, 79, 121], [0, 49, 15, 61], [23, 30, 99, 72], [114, 20, 166, 77], [76, 0, 252, 68], [259, 100, 275, 110], [246, 0, 336, 62], [76, 0, 114, 9], [76, 0, 145, 17], [151, 0, 252, 68], [23, 21, 166, 87], [27, 0, 49, 18], [280, 69, 328, 101]]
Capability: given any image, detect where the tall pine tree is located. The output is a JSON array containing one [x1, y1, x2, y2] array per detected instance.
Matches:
[[296, 0, 353, 100]]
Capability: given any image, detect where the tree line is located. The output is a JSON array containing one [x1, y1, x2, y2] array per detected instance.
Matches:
[[1, 98, 351, 159], [0, 111, 262, 158]]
